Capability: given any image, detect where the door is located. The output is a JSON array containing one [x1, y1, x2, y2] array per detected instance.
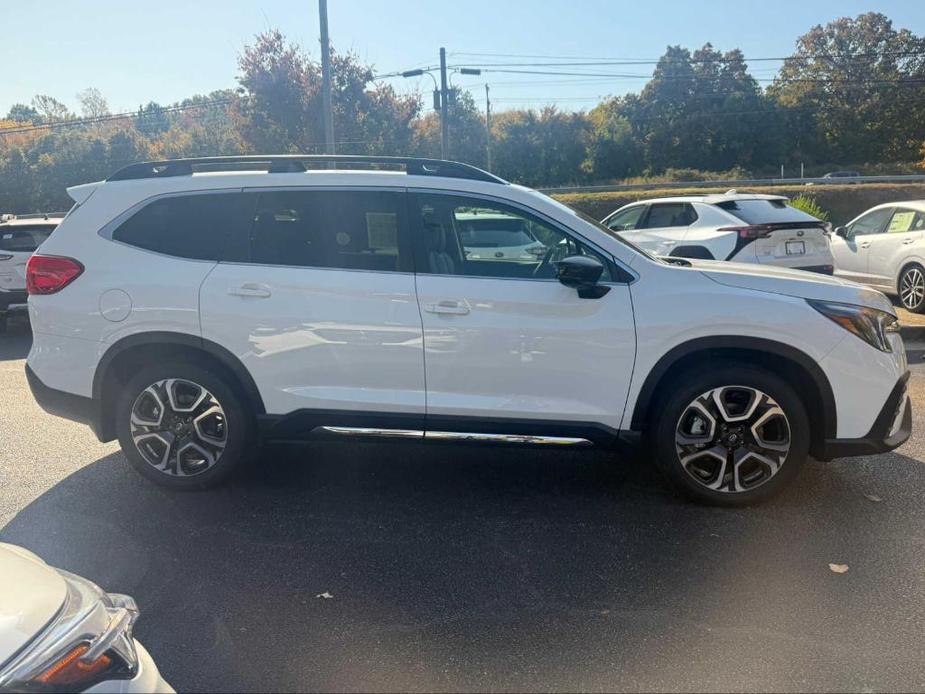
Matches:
[[410, 192, 636, 433], [867, 208, 925, 288], [631, 202, 698, 255], [200, 188, 426, 417], [831, 207, 893, 284]]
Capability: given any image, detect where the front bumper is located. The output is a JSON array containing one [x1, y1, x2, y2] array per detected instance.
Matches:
[[84, 641, 174, 694], [819, 371, 912, 460]]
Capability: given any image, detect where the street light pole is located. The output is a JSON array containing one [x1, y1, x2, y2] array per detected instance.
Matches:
[[318, 0, 335, 155], [485, 84, 492, 171], [439, 47, 449, 159]]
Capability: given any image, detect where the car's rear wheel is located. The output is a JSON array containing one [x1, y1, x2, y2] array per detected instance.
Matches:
[[899, 264, 925, 313], [115, 361, 255, 489], [651, 366, 810, 506]]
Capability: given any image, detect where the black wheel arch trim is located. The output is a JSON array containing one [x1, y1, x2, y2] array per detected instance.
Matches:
[[629, 336, 837, 442], [93, 331, 265, 441]]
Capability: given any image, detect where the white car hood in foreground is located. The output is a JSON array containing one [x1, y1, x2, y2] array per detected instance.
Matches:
[[691, 259, 895, 313], [0, 543, 67, 668]]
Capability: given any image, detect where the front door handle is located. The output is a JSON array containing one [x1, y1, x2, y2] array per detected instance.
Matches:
[[859, 241, 871, 249], [228, 283, 272, 298], [424, 300, 470, 315], [903, 238, 916, 245]]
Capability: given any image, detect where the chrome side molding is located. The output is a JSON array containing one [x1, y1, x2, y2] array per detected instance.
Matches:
[[314, 426, 592, 446]]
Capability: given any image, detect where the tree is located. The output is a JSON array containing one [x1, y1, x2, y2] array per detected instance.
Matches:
[[31, 95, 71, 122], [491, 107, 590, 186], [5, 104, 40, 124], [77, 88, 110, 118], [770, 12, 925, 163]]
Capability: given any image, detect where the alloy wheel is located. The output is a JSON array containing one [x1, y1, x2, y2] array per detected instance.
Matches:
[[129, 379, 228, 477], [900, 266, 925, 310], [675, 386, 791, 494]]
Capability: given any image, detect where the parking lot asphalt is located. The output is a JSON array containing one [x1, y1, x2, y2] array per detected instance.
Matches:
[[2, 315, 925, 692]]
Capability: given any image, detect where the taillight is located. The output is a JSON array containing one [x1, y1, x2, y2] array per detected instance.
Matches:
[[718, 225, 776, 239], [26, 255, 84, 295]]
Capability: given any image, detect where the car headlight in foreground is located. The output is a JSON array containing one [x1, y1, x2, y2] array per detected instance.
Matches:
[[808, 299, 900, 353], [0, 568, 140, 693]]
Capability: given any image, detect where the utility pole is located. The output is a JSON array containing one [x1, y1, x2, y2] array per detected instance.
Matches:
[[439, 47, 449, 159], [318, 0, 335, 154], [485, 84, 492, 171]]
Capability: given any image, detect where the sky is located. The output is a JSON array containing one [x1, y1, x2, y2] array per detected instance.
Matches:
[[1, 0, 924, 116]]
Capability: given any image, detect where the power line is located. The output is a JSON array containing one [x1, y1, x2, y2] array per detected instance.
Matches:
[[0, 98, 237, 137], [449, 50, 925, 65]]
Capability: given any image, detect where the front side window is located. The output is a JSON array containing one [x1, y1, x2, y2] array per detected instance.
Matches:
[[605, 205, 646, 231], [848, 208, 892, 238], [412, 194, 611, 281], [113, 193, 248, 260], [0, 225, 55, 252], [640, 203, 697, 229], [248, 190, 407, 272]]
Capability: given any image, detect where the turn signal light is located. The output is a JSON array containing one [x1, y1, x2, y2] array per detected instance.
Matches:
[[26, 255, 84, 295], [35, 644, 113, 687]]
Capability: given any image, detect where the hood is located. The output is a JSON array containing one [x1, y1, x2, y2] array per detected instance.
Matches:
[[0, 543, 67, 669], [689, 259, 895, 313]]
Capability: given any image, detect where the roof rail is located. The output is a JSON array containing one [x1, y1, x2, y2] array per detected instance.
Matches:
[[107, 155, 507, 184], [0, 212, 66, 222]]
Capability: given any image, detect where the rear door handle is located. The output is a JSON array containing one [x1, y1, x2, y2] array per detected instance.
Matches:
[[903, 238, 916, 245], [859, 241, 871, 249], [424, 300, 470, 315], [228, 283, 272, 298]]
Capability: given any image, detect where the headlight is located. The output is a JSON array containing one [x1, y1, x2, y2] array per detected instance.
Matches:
[[0, 570, 139, 693], [808, 299, 900, 353]]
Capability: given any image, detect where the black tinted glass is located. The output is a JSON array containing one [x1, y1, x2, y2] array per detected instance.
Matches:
[[250, 190, 405, 272], [113, 193, 245, 260], [0, 225, 55, 252]]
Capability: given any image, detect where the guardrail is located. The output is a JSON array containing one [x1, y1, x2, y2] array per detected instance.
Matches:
[[540, 174, 925, 195]]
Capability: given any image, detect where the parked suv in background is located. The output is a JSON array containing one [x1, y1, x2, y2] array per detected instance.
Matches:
[[26, 156, 910, 506], [602, 192, 834, 273], [0, 213, 63, 331], [830, 201, 925, 312]]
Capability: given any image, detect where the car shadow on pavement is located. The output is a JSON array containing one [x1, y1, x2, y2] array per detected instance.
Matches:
[[3, 442, 925, 692], [0, 317, 31, 361]]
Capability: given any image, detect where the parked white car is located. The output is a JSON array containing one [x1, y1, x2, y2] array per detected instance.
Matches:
[[455, 210, 547, 261], [0, 213, 63, 331], [25, 156, 909, 506], [0, 543, 172, 693], [830, 201, 925, 312], [602, 192, 835, 273]]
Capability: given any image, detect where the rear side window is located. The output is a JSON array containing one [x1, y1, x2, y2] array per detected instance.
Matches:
[[640, 203, 697, 229], [0, 225, 55, 252], [715, 199, 818, 225], [113, 193, 249, 260], [248, 190, 408, 272]]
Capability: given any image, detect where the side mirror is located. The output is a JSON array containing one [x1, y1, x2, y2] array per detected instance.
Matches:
[[555, 255, 610, 299], [835, 226, 848, 238]]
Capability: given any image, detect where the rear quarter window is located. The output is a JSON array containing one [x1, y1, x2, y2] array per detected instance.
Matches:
[[112, 193, 251, 260], [715, 199, 819, 225]]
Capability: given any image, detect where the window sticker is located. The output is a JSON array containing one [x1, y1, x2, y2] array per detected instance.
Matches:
[[889, 211, 916, 233], [366, 212, 398, 249]]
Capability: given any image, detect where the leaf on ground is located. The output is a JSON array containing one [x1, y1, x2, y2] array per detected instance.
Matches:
[[829, 563, 850, 574], [864, 494, 883, 503], [315, 592, 334, 599]]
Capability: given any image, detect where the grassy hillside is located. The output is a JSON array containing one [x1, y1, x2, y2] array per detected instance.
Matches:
[[553, 183, 925, 226]]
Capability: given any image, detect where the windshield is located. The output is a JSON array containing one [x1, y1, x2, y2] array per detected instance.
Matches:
[[716, 199, 820, 225], [0, 224, 56, 252]]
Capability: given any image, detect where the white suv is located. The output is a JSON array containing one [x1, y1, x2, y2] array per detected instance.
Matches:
[[0, 213, 63, 331], [602, 192, 835, 273], [25, 156, 910, 506]]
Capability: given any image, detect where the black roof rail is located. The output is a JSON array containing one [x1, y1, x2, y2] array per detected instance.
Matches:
[[0, 212, 67, 221], [107, 155, 507, 184]]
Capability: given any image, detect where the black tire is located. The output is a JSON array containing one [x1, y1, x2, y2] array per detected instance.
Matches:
[[650, 365, 810, 507], [898, 264, 925, 313], [0, 314, 7, 334], [115, 360, 255, 490]]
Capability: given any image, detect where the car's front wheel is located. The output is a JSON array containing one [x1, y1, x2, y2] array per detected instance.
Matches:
[[899, 264, 925, 313], [651, 366, 810, 506], [115, 361, 255, 489]]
